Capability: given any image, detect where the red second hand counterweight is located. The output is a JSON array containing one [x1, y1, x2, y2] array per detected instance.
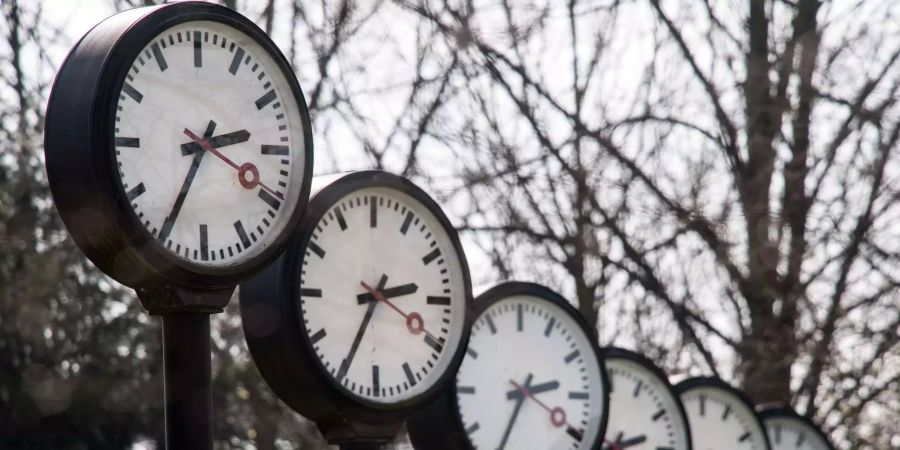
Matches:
[[509, 380, 570, 429], [360, 281, 434, 340], [182, 128, 280, 197]]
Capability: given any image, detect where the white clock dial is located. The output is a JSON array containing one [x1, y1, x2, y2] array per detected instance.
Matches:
[[299, 187, 467, 404], [603, 356, 690, 450], [680, 384, 769, 450], [114, 20, 308, 267], [764, 415, 832, 450], [455, 294, 607, 450]]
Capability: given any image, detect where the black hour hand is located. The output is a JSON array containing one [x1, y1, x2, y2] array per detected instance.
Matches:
[[181, 129, 251, 155], [356, 283, 418, 304]]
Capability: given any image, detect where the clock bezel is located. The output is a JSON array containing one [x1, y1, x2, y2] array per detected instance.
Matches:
[[407, 281, 611, 450], [758, 406, 835, 450], [674, 376, 773, 450], [240, 170, 474, 424], [603, 346, 693, 450], [44, 1, 313, 290]]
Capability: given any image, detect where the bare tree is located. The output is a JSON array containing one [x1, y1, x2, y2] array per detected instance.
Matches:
[[387, 0, 899, 447]]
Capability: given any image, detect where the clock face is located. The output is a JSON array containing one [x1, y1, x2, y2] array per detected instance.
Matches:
[[113, 20, 309, 268], [603, 355, 690, 450], [764, 414, 832, 450], [298, 186, 468, 405], [680, 384, 769, 450], [455, 293, 607, 450]]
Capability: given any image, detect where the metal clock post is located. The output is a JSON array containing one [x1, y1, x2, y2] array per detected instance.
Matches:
[[240, 171, 475, 449], [43, 3, 313, 449]]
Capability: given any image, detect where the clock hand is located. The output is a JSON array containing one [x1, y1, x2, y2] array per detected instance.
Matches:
[[497, 373, 532, 450], [336, 275, 389, 382], [158, 120, 216, 243], [182, 128, 280, 197], [506, 380, 559, 399], [509, 378, 584, 441], [356, 282, 418, 304], [617, 435, 647, 448], [360, 281, 434, 338], [602, 433, 624, 450], [180, 129, 251, 156]]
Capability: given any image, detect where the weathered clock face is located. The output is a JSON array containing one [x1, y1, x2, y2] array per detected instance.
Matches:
[[114, 20, 309, 268], [455, 293, 607, 450], [680, 383, 769, 450], [298, 186, 468, 404], [602, 355, 690, 450], [764, 414, 832, 450]]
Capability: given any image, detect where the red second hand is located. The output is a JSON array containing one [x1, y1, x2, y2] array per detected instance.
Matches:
[[509, 380, 570, 429], [183, 128, 280, 198], [360, 281, 434, 339]]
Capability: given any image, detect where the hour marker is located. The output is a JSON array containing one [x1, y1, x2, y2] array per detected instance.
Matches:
[[308, 242, 326, 259], [372, 365, 380, 397], [464, 422, 480, 435], [564, 349, 580, 364], [229, 47, 245, 74], [309, 328, 326, 344], [400, 211, 414, 234], [466, 348, 479, 359], [422, 248, 441, 265], [261, 144, 289, 155], [199, 224, 208, 261], [485, 315, 497, 334], [151, 43, 167, 71], [427, 296, 450, 305], [632, 379, 642, 397], [795, 432, 806, 446], [699, 394, 706, 416], [568, 391, 588, 400], [121, 82, 143, 103], [333, 207, 347, 231], [300, 288, 322, 298], [255, 89, 276, 109], [234, 220, 251, 249], [115, 137, 140, 147], [721, 404, 732, 420], [457, 386, 476, 394], [516, 303, 523, 331], [423, 334, 443, 352], [738, 431, 750, 442], [126, 182, 146, 202], [369, 196, 377, 228], [651, 409, 666, 421], [258, 189, 281, 210], [193, 31, 202, 67], [402, 362, 416, 386], [566, 427, 583, 441], [544, 317, 556, 337]]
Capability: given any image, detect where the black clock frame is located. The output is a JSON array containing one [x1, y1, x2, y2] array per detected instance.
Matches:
[[44, 1, 314, 292], [674, 376, 772, 450], [407, 281, 611, 450], [758, 406, 835, 450], [603, 346, 693, 449], [240, 170, 475, 429]]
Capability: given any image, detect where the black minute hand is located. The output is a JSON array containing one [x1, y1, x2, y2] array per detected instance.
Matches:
[[337, 275, 389, 381], [180, 129, 251, 156], [158, 120, 216, 243]]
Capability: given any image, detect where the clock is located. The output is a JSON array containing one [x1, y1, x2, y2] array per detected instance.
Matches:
[[759, 407, 835, 450], [602, 346, 692, 450], [239, 170, 474, 432], [675, 377, 771, 450], [407, 282, 610, 450], [44, 1, 313, 293]]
